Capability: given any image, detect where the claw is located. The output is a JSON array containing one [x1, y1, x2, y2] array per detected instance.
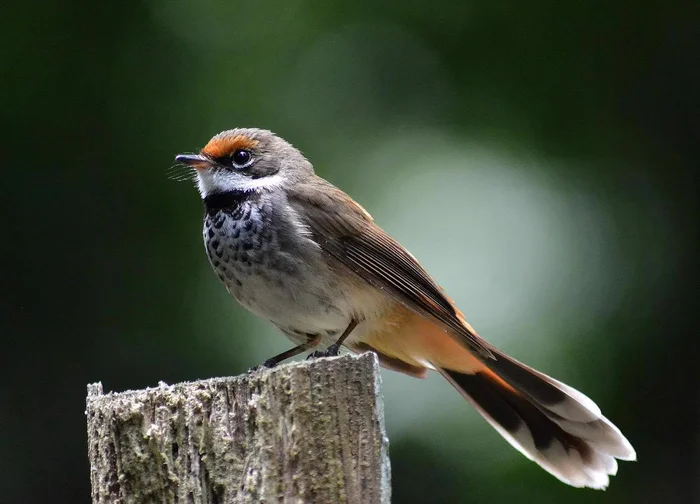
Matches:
[[248, 359, 278, 373], [307, 344, 341, 360]]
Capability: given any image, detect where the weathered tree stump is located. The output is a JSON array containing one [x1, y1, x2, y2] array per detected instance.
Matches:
[[86, 353, 390, 504]]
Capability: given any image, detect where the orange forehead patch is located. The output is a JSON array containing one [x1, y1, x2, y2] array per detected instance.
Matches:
[[201, 135, 260, 158]]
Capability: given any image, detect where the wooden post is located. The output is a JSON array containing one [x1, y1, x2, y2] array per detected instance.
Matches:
[[86, 353, 390, 504]]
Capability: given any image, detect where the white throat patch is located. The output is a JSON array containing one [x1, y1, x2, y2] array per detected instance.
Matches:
[[196, 170, 284, 198]]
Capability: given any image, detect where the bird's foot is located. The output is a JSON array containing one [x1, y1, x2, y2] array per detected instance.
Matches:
[[248, 358, 279, 373], [307, 344, 341, 360]]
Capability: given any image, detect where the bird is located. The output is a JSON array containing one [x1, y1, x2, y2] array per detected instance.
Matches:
[[175, 127, 636, 489]]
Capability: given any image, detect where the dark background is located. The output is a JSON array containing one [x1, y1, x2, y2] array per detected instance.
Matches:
[[2, 1, 698, 503]]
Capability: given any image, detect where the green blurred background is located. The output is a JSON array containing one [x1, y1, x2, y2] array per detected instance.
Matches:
[[2, 1, 698, 503]]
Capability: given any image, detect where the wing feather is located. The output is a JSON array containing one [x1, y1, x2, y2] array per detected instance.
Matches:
[[288, 178, 494, 359]]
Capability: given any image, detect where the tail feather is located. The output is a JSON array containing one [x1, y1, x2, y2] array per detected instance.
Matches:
[[484, 349, 601, 422], [439, 361, 635, 489], [485, 348, 635, 460]]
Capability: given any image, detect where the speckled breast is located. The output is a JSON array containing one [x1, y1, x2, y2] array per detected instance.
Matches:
[[200, 192, 356, 340], [203, 199, 275, 303]]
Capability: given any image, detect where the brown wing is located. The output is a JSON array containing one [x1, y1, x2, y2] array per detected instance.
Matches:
[[288, 177, 494, 359]]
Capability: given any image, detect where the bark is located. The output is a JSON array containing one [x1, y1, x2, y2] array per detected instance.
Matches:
[[86, 353, 390, 504]]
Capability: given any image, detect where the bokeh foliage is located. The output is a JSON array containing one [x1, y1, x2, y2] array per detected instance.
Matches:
[[2, 1, 698, 503]]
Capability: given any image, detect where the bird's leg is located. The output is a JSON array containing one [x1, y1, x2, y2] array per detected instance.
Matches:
[[308, 319, 359, 359], [250, 334, 322, 372]]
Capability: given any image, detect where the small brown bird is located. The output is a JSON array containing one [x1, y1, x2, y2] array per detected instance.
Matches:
[[175, 128, 635, 489]]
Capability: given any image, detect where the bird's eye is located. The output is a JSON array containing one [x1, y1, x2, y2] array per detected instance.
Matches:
[[231, 149, 252, 167]]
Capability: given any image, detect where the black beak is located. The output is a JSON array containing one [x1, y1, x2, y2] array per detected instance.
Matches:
[[174, 154, 211, 170]]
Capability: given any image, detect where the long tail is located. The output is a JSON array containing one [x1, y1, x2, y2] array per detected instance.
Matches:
[[356, 305, 635, 488], [437, 348, 636, 489]]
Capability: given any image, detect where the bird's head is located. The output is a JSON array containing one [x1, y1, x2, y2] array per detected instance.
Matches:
[[175, 128, 313, 198]]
